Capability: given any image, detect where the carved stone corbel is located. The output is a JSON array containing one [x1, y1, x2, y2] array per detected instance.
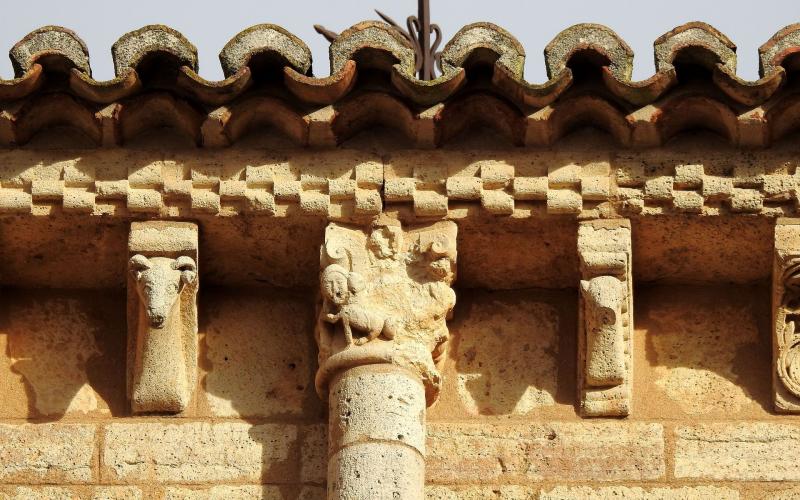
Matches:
[[773, 219, 800, 412], [127, 221, 198, 413], [577, 219, 633, 417], [315, 217, 457, 500]]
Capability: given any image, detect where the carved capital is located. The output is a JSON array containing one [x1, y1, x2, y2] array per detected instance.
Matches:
[[577, 219, 633, 417], [773, 219, 800, 412], [315, 218, 457, 405], [127, 221, 198, 413]]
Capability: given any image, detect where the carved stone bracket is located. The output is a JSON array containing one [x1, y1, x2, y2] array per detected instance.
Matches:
[[773, 219, 800, 412], [577, 219, 633, 417], [127, 221, 198, 413], [315, 217, 456, 500]]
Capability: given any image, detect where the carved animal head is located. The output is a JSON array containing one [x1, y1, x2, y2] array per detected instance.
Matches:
[[129, 254, 197, 329], [580, 275, 625, 328]]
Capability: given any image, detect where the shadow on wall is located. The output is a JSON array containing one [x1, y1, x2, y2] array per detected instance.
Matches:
[[198, 286, 326, 496], [442, 288, 577, 417], [0, 284, 327, 494], [441, 283, 773, 420], [0, 289, 127, 420], [639, 284, 772, 417]]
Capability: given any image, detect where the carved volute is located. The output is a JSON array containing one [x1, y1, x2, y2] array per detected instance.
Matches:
[[315, 217, 457, 406], [315, 217, 457, 500]]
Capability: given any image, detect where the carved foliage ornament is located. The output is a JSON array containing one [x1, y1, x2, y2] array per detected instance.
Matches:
[[777, 257, 800, 397], [315, 218, 457, 405]]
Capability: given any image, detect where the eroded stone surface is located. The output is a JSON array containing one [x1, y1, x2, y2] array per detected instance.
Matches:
[[327, 366, 426, 500], [539, 485, 739, 499], [0, 289, 127, 419], [643, 286, 764, 416], [675, 423, 800, 480], [0, 487, 84, 500], [427, 422, 665, 483], [163, 486, 324, 500], [329, 366, 426, 455], [329, 442, 425, 500], [767, 487, 800, 499], [426, 485, 535, 499], [102, 422, 306, 483], [203, 289, 318, 418], [6, 296, 100, 416], [0, 424, 95, 484], [299, 424, 327, 485], [452, 297, 559, 415], [91, 487, 143, 500]]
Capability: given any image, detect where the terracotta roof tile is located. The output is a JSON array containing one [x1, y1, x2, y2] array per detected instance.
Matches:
[[10, 25, 90, 76], [112, 25, 197, 74], [1, 21, 800, 148]]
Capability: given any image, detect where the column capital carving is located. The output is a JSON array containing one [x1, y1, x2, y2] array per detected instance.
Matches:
[[315, 217, 457, 405]]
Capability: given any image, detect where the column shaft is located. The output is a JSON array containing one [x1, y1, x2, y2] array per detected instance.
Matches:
[[327, 365, 426, 500]]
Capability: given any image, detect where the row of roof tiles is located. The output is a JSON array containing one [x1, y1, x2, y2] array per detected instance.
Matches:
[[1, 21, 800, 108], [4, 89, 800, 149]]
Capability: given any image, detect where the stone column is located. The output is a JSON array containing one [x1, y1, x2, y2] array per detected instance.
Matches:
[[314, 218, 457, 499]]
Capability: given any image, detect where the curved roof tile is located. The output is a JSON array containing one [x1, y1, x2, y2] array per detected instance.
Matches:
[[653, 22, 736, 74], [441, 22, 525, 77], [544, 23, 633, 81], [111, 25, 197, 75], [10, 26, 90, 76], [329, 21, 415, 75], [219, 24, 311, 77], [759, 23, 800, 77], [1, 22, 800, 148]]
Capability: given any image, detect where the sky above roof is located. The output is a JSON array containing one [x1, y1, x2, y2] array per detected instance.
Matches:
[[0, 0, 795, 81]]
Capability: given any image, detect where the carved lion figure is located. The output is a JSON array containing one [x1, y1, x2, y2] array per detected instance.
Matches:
[[320, 264, 397, 346]]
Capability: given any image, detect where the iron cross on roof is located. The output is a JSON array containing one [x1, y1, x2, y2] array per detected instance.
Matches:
[[314, 0, 443, 80]]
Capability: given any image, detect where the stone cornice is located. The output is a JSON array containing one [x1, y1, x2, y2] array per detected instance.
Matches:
[[0, 148, 798, 219]]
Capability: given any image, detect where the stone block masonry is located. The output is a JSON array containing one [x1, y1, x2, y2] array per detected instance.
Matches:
[[4, 16, 800, 500]]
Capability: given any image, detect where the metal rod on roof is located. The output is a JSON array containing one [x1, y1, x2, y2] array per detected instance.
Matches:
[[418, 0, 433, 80], [313, 24, 338, 43], [314, 0, 442, 80]]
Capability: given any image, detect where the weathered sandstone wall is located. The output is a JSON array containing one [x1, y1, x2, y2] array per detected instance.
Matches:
[[0, 282, 796, 499], [2, 18, 800, 498]]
